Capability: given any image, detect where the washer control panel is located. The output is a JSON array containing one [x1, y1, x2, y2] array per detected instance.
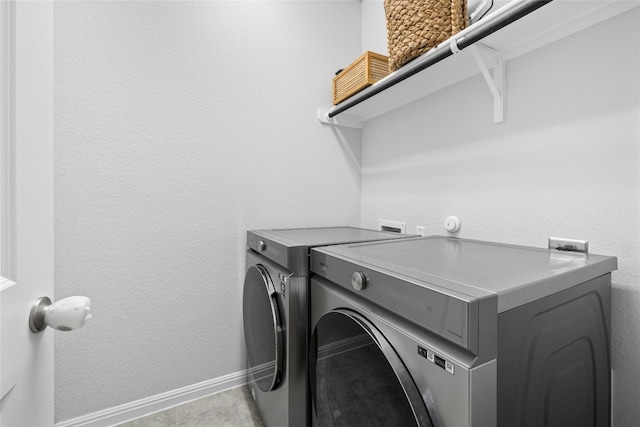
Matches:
[[418, 345, 455, 375]]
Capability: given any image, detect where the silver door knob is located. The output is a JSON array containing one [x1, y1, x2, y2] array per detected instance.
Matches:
[[258, 240, 267, 252], [29, 296, 92, 333], [351, 271, 367, 290]]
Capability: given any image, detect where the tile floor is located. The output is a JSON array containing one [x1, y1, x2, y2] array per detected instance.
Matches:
[[115, 385, 265, 427]]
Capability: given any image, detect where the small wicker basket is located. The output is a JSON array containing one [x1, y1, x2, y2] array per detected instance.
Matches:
[[384, 0, 468, 71]]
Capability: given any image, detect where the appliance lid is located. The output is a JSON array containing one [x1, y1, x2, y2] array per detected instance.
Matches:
[[313, 236, 617, 312], [249, 226, 410, 248], [247, 227, 416, 274]]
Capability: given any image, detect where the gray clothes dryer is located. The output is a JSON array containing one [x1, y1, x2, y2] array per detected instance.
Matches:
[[242, 227, 414, 427], [309, 236, 617, 427]]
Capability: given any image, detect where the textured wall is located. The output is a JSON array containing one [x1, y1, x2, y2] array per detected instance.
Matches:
[[360, 8, 639, 427], [53, 1, 361, 422]]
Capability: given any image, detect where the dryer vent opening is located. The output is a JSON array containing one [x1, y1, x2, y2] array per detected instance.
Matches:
[[378, 219, 406, 234]]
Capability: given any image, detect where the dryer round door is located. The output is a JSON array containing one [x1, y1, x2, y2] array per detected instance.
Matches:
[[310, 310, 433, 427], [242, 264, 284, 392]]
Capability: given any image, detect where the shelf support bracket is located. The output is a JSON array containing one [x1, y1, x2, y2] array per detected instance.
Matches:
[[467, 44, 505, 124], [318, 108, 363, 129]]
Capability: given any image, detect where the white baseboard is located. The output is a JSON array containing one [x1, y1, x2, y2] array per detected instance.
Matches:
[[55, 370, 248, 427]]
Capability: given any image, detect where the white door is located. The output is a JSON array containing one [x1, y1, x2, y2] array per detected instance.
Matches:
[[0, 1, 54, 426]]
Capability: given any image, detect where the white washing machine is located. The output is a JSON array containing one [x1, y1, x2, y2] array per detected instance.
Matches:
[[309, 236, 616, 426], [242, 227, 415, 427]]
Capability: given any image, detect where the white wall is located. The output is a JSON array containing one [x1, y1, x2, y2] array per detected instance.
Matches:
[[361, 0, 387, 54], [53, 1, 362, 422], [360, 7, 639, 427]]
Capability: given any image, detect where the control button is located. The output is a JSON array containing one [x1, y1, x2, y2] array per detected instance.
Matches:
[[418, 347, 428, 358], [351, 271, 367, 290], [258, 240, 267, 252], [446, 361, 455, 375]]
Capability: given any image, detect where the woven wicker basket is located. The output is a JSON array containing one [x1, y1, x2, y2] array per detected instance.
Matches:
[[384, 0, 468, 71]]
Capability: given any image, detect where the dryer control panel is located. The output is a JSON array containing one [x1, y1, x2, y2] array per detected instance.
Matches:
[[418, 345, 455, 375], [312, 249, 478, 354]]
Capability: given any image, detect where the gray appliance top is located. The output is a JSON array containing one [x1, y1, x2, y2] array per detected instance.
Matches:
[[247, 226, 414, 275], [312, 235, 617, 313]]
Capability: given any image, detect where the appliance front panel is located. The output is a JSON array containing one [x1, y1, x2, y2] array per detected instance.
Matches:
[[243, 264, 284, 393], [244, 251, 310, 427], [311, 248, 480, 354], [310, 276, 493, 427]]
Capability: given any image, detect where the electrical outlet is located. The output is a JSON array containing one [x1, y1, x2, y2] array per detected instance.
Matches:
[[548, 237, 589, 253]]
